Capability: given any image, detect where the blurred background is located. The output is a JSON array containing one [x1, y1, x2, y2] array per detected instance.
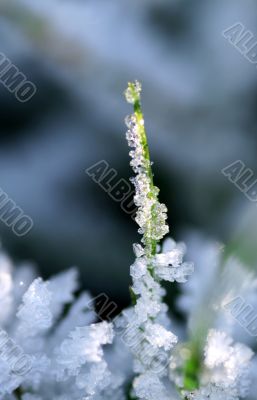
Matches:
[[0, 0, 257, 310]]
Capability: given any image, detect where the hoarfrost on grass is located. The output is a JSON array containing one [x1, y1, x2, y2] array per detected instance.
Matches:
[[0, 82, 255, 400]]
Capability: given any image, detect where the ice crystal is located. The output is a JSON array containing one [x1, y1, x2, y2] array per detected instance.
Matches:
[[204, 330, 253, 398], [133, 372, 170, 400], [124, 81, 169, 255], [0, 254, 126, 399], [17, 278, 53, 337], [184, 330, 254, 400]]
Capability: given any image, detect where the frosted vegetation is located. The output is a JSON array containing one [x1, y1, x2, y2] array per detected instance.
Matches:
[[0, 83, 256, 399]]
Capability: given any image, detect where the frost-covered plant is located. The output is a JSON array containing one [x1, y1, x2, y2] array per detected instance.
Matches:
[[0, 82, 256, 400], [122, 82, 194, 397]]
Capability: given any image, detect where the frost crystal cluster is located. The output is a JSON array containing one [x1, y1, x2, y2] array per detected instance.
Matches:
[[0, 255, 126, 399], [0, 82, 256, 400], [186, 330, 254, 400], [124, 81, 169, 255]]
